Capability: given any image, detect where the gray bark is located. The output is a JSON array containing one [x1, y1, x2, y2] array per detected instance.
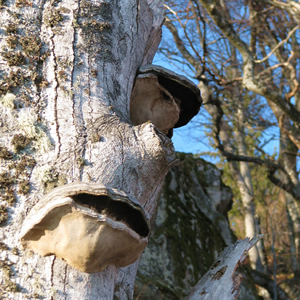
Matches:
[[0, 0, 168, 299]]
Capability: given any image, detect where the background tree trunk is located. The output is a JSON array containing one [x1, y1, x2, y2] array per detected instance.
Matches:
[[286, 193, 300, 276], [234, 105, 264, 273], [0, 0, 172, 299]]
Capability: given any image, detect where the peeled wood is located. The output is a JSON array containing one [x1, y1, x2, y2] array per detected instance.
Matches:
[[185, 236, 263, 300]]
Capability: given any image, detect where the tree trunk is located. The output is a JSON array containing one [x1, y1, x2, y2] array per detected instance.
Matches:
[[280, 116, 300, 277], [0, 0, 171, 299], [198, 77, 265, 273], [234, 106, 264, 273], [286, 193, 300, 276]]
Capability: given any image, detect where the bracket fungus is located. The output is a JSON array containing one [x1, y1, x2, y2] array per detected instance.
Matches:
[[20, 182, 150, 273], [130, 65, 203, 137]]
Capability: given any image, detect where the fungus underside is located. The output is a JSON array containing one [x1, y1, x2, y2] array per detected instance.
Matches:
[[72, 194, 149, 237]]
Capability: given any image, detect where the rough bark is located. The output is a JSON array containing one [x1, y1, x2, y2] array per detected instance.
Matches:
[[0, 1, 284, 299], [0, 0, 169, 299]]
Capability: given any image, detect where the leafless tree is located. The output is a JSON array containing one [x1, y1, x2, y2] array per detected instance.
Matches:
[[161, 0, 300, 298]]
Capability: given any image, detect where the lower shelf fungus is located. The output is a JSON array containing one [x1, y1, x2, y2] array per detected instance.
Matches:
[[20, 182, 150, 273]]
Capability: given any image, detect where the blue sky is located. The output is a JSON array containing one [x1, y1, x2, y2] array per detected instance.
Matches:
[[153, 51, 281, 165], [153, 53, 205, 154]]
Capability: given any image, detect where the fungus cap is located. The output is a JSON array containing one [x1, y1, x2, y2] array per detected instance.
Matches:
[[20, 182, 149, 273], [131, 65, 202, 130]]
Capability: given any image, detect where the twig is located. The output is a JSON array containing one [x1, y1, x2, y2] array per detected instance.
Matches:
[[135, 281, 151, 300], [255, 25, 299, 63], [164, 4, 205, 64]]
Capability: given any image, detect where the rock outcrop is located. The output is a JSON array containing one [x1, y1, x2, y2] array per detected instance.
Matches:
[[135, 153, 260, 300]]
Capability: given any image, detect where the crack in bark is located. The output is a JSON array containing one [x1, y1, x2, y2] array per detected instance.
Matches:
[[50, 256, 56, 300], [116, 125, 126, 190], [136, 0, 140, 37], [78, 51, 89, 181], [35, 0, 49, 117], [49, 33, 62, 158], [72, 0, 88, 180], [71, 3, 78, 149], [63, 264, 68, 299]]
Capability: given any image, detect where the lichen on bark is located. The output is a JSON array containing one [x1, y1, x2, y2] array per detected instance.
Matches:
[[0, 0, 168, 299]]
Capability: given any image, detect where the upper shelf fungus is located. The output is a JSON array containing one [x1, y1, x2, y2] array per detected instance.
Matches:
[[20, 182, 150, 273], [130, 65, 203, 137]]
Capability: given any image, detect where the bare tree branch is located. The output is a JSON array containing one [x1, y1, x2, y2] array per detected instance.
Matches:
[[255, 25, 299, 63], [164, 4, 205, 66], [201, 78, 300, 202], [261, 0, 300, 22], [198, 0, 300, 127], [164, 16, 202, 73], [249, 268, 291, 300]]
